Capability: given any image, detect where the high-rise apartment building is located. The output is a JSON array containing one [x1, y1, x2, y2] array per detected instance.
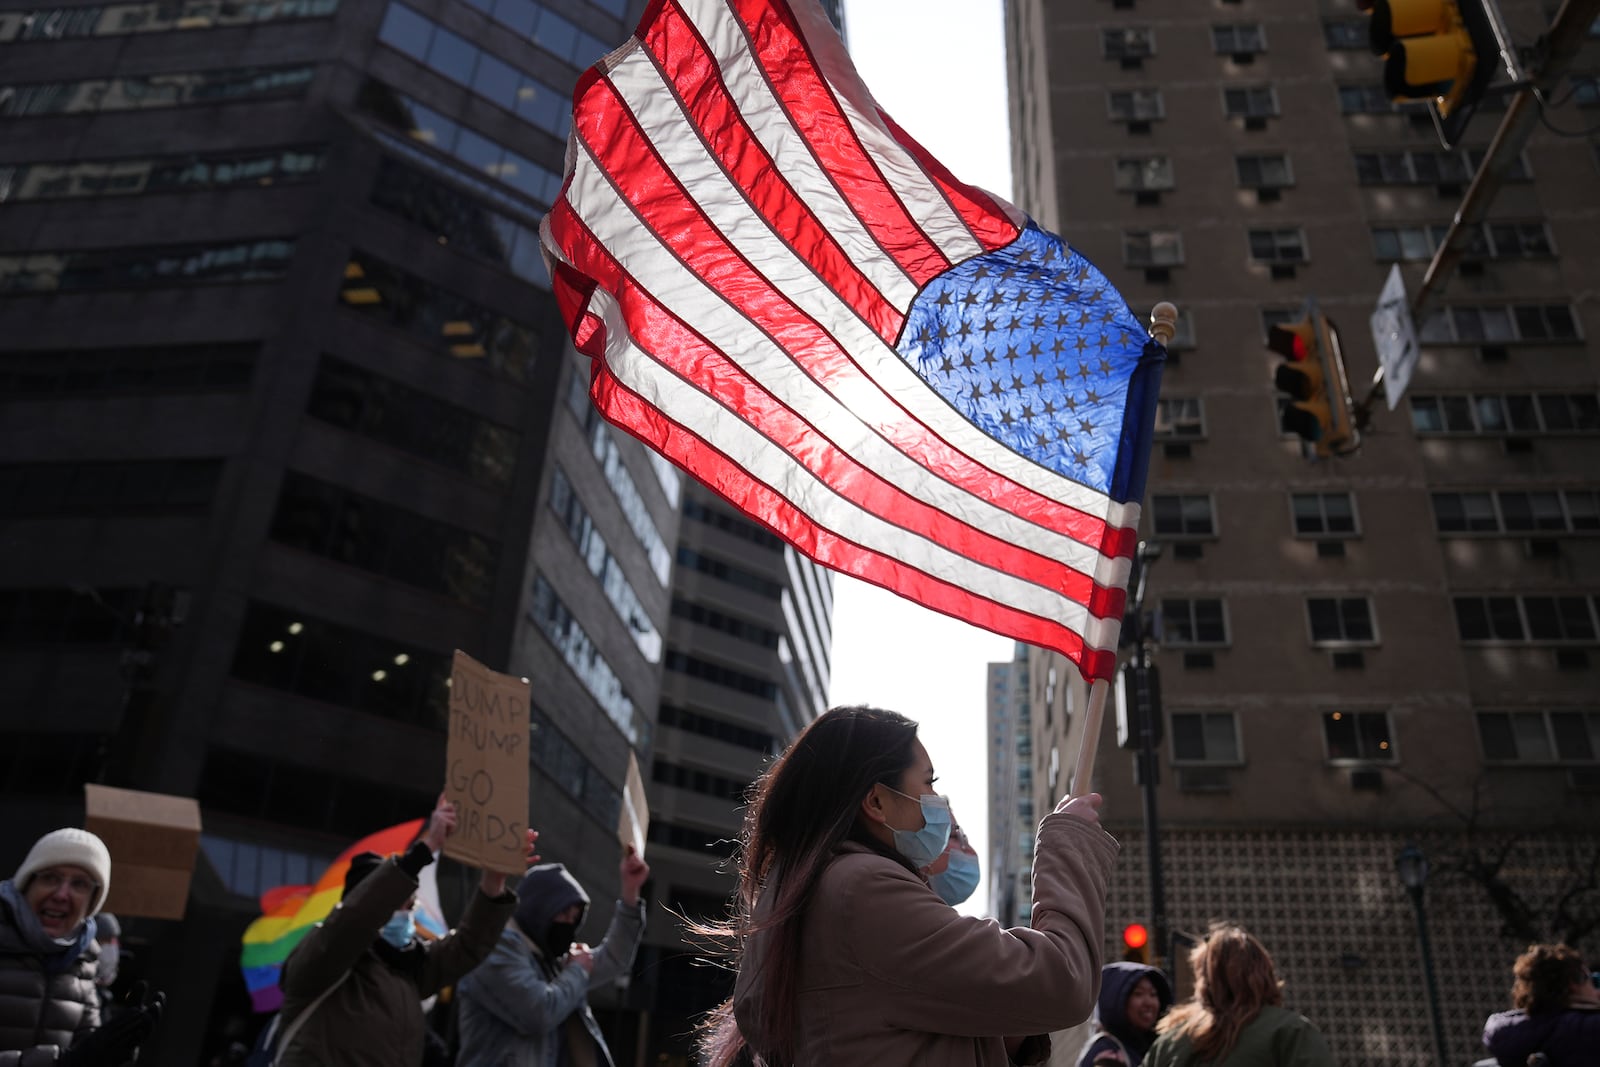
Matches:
[[0, 1, 673, 1060], [1004, 2, 1599, 1063], [986, 642, 1035, 927]]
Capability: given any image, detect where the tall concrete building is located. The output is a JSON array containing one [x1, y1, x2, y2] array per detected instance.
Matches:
[[986, 642, 1034, 927], [1004, 1, 1599, 1063], [0, 1, 669, 1060]]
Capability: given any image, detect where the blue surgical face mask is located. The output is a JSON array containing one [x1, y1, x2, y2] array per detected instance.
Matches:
[[930, 848, 981, 906], [882, 787, 952, 868], [380, 909, 415, 949]]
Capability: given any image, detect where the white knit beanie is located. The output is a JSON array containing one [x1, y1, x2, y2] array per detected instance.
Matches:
[[14, 828, 112, 916]]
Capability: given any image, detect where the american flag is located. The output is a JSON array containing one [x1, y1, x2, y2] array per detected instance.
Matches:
[[540, 0, 1165, 683]]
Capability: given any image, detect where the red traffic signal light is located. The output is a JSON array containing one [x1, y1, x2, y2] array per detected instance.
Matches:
[[1121, 922, 1151, 963], [1268, 311, 1360, 459]]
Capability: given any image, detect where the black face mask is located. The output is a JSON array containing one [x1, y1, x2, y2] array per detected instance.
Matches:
[[543, 920, 577, 961]]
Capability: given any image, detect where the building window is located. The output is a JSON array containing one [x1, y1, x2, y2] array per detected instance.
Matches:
[[529, 574, 650, 748], [1433, 490, 1600, 534], [1248, 228, 1307, 264], [1133, 308, 1196, 350], [1410, 392, 1600, 435], [1107, 89, 1165, 121], [657, 703, 776, 754], [1, 239, 293, 293], [1338, 84, 1401, 114], [1477, 710, 1600, 763], [1160, 598, 1228, 646], [1223, 86, 1279, 119], [1153, 396, 1205, 439], [196, 748, 435, 840], [664, 650, 779, 701], [1151, 495, 1216, 538], [450, 0, 612, 70], [1101, 27, 1154, 60], [0, 146, 326, 205], [671, 598, 780, 650], [1291, 492, 1359, 537], [0, 587, 142, 645], [1371, 221, 1555, 262], [0, 65, 313, 117], [652, 759, 750, 803], [564, 372, 674, 586], [683, 496, 783, 549], [548, 467, 662, 662], [1454, 594, 1600, 644], [1322, 711, 1395, 762], [675, 547, 782, 599], [1306, 597, 1377, 645], [1354, 149, 1531, 186], [1123, 229, 1184, 267], [0, 1, 339, 41], [1212, 23, 1266, 55], [369, 157, 547, 287], [0, 342, 256, 397], [1324, 19, 1370, 49], [1113, 157, 1174, 192], [0, 460, 223, 518], [1236, 154, 1293, 189], [1418, 304, 1581, 345], [1171, 712, 1242, 764]]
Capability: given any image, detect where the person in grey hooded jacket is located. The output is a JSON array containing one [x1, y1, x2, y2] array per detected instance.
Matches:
[[455, 848, 648, 1067]]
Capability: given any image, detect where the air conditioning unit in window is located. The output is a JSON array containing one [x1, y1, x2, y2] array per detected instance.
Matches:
[[1350, 768, 1384, 791], [1177, 767, 1231, 792], [1555, 649, 1590, 671], [1243, 116, 1267, 131], [1567, 768, 1600, 793], [1525, 538, 1560, 560]]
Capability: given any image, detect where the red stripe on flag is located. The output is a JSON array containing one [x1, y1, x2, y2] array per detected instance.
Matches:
[[641, 2, 903, 344], [556, 226, 1129, 619], [549, 165, 1137, 562], [720, 0, 953, 284], [590, 365, 1119, 681], [875, 107, 1019, 253]]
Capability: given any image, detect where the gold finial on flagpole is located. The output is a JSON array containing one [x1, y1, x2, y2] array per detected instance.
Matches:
[[1149, 302, 1179, 345]]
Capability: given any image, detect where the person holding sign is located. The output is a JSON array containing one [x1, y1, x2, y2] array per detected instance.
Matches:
[[699, 705, 1117, 1067], [272, 795, 536, 1067], [455, 845, 649, 1067]]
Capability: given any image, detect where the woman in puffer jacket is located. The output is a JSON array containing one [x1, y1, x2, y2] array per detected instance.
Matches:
[[0, 828, 161, 1066]]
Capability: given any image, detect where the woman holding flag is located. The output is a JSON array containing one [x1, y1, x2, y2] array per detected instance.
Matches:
[[700, 704, 1117, 1066], [270, 794, 535, 1067]]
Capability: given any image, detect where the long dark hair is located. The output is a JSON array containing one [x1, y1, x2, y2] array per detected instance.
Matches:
[[1155, 924, 1283, 1061], [697, 705, 921, 1067]]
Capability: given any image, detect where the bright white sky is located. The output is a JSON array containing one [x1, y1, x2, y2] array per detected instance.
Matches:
[[827, 0, 1015, 917]]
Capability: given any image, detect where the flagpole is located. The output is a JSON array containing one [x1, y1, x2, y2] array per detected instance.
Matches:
[[1069, 302, 1178, 796]]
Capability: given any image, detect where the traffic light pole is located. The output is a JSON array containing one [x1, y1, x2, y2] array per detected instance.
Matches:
[[1356, 0, 1600, 419], [1122, 546, 1169, 974]]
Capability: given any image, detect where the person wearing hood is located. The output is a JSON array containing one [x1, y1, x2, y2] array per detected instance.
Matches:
[[1, 828, 164, 1066], [1481, 942, 1600, 1067], [1075, 963, 1173, 1067], [455, 845, 649, 1067], [273, 795, 534, 1067]]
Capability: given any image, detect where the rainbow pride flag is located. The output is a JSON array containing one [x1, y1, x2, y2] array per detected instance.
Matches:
[[240, 820, 447, 1013]]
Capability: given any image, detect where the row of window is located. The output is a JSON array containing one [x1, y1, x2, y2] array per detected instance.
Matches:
[[1410, 392, 1600, 436], [653, 758, 749, 804], [647, 820, 736, 857], [670, 597, 781, 651], [0, 1, 337, 42], [0, 145, 325, 204], [456, 0, 618, 69], [529, 704, 622, 833], [528, 573, 650, 751], [377, 4, 571, 149], [1159, 594, 1600, 648], [269, 471, 500, 609], [307, 355, 520, 491], [0, 459, 222, 517], [1105, 86, 1520, 129], [548, 466, 662, 663], [0, 64, 314, 117], [197, 746, 435, 841], [0, 587, 143, 645], [1433, 490, 1600, 535], [1, 239, 294, 293], [338, 249, 541, 385], [656, 702, 776, 754], [1169, 707, 1600, 768], [0, 341, 257, 397], [674, 547, 783, 600], [1119, 220, 1548, 271], [664, 650, 779, 701], [682, 496, 785, 550], [1100, 21, 1375, 59]]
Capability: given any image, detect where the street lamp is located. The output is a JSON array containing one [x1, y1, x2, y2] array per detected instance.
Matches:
[[1396, 843, 1447, 1066]]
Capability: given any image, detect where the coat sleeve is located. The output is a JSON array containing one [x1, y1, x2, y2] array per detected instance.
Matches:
[[1275, 1016, 1336, 1067], [459, 930, 592, 1036], [845, 812, 1118, 1037], [414, 886, 518, 997], [280, 852, 421, 1003], [585, 899, 645, 989]]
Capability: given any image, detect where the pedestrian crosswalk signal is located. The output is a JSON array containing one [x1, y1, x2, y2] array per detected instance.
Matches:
[[1122, 923, 1151, 965]]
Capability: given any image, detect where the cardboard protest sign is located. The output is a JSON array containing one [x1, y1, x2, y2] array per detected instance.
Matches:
[[443, 650, 531, 874], [618, 751, 649, 857], [84, 784, 202, 920]]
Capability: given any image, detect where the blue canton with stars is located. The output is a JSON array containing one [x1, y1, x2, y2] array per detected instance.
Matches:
[[895, 223, 1165, 500]]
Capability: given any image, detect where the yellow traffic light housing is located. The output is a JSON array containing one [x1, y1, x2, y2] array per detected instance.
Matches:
[[1269, 310, 1360, 459], [1360, 0, 1500, 146]]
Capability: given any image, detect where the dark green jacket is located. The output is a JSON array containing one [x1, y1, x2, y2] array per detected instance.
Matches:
[[277, 847, 515, 1067], [1143, 1006, 1334, 1067]]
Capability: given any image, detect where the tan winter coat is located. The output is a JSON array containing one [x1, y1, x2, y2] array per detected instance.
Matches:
[[734, 811, 1119, 1066]]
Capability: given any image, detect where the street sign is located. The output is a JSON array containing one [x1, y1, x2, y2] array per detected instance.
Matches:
[[1371, 264, 1420, 410]]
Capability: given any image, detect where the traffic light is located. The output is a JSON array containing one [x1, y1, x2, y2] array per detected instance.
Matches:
[[1357, 0, 1498, 146], [1122, 923, 1151, 965], [1115, 661, 1163, 751], [1269, 310, 1360, 459]]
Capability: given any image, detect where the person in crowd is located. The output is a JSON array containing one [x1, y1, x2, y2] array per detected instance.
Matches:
[[1, 828, 164, 1066], [455, 846, 650, 1066], [698, 704, 1117, 1067], [1075, 963, 1173, 1067], [90, 915, 120, 1015], [925, 817, 982, 907], [1481, 942, 1600, 1066], [1143, 924, 1333, 1067], [273, 795, 535, 1067]]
